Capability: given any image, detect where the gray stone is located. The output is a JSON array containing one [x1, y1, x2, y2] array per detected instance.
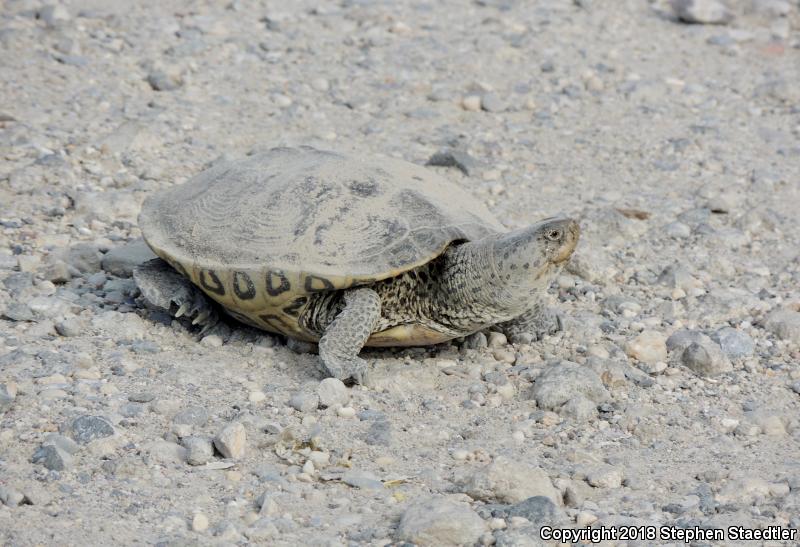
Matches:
[[288, 391, 319, 412], [426, 149, 479, 176], [0, 382, 17, 412], [495, 527, 549, 547], [342, 471, 384, 490], [463, 331, 488, 349], [43, 433, 80, 454], [128, 391, 156, 403], [66, 243, 103, 274], [664, 221, 692, 238], [481, 92, 506, 112], [2, 302, 37, 322], [38, 4, 71, 26], [3, 272, 34, 296], [682, 341, 733, 376], [711, 327, 755, 359], [671, 0, 734, 24], [119, 403, 145, 417], [363, 419, 392, 446], [790, 380, 800, 395], [586, 465, 624, 488], [55, 317, 86, 337], [658, 264, 699, 291], [455, 456, 561, 504], [666, 329, 709, 353], [765, 310, 800, 343], [529, 361, 610, 411], [145, 440, 187, 464], [102, 240, 157, 277], [0, 486, 25, 507], [396, 497, 485, 546], [41, 260, 71, 283], [559, 396, 598, 421], [70, 415, 115, 444], [505, 496, 567, 525], [32, 445, 73, 471], [317, 378, 349, 408], [147, 69, 182, 91], [184, 436, 214, 466], [214, 422, 246, 459], [173, 406, 209, 426]]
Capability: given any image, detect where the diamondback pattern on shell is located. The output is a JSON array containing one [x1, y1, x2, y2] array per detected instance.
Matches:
[[139, 146, 503, 286]]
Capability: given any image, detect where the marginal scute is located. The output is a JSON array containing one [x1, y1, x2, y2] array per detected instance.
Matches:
[[266, 270, 291, 296], [199, 270, 225, 295], [282, 297, 308, 317], [233, 271, 256, 300], [304, 275, 335, 292]]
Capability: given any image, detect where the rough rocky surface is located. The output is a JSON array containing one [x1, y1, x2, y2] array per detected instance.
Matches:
[[1, 0, 799, 545]]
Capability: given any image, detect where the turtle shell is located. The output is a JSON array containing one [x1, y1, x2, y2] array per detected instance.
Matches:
[[139, 146, 503, 338]]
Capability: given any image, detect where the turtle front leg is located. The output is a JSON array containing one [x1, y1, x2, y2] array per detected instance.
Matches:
[[318, 288, 381, 385], [496, 296, 562, 344], [133, 258, 219, 332]]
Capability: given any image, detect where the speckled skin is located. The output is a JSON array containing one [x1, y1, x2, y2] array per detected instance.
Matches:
[[318, 288, 381, 385], [298, 217, 579, 381]]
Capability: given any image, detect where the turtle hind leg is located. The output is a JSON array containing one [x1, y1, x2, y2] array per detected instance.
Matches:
[[318, 288, 381, 385], [495, 296, 562, 344], [133, 258, 219, 332]]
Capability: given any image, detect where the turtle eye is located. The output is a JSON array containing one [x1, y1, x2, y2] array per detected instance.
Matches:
[[545, 229, 562, 241]]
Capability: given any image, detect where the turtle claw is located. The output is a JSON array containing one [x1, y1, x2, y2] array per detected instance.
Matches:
[[192, 309, 210, 326], [175, 302, 190, 318]]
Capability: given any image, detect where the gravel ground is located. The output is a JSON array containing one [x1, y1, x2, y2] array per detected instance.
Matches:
[[1, 0, 800, 545]]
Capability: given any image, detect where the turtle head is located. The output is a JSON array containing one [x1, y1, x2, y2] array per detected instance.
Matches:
[[490, 217, 580, 299]]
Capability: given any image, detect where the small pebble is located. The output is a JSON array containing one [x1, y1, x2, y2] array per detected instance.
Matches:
[[214, 423, 246, 460], [70, 415, 115, 444], [461, 95, 482, 111], [625, 331, 668, 364], [184, 436, 215, 466], [289, 392, 319, 412], [337, 406, 356, 418], [192, 513, 209, 532], [317, 378, 349, 408]]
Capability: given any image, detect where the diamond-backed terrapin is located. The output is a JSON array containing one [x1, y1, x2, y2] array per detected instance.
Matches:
[[134, 146, 579, 384]]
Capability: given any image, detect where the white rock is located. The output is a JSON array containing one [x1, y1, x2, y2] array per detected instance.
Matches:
[[576, 511, 598, 527], [487, 331, 508, 348], [214, 423, 246, 459], [671, 0, 734, 25], [715, 477, 771, 504], [625, 331, 668, 364], [317, 378, 349, 408], [455, 456, 561, 504], [396, 497, 485, 546], [337, 406, 356, 418], [529, 361, 610, 412], [192, 513, 209, 532], [461, 95, 482, 111], [586, 465, 623, 489]]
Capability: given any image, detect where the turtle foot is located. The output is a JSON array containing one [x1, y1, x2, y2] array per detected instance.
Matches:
[[133, 258, 219, 331]]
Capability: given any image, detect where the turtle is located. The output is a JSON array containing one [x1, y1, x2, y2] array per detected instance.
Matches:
[[134, 146, 580, 384]]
